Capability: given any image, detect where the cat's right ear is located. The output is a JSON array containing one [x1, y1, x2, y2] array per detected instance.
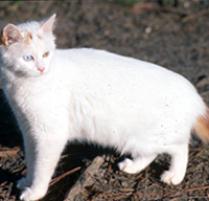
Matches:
[[40, 14, 56, 34], [0, 24, 23, 46]]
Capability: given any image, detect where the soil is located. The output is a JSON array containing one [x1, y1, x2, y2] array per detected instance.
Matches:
[[1, 0, 209, 201]]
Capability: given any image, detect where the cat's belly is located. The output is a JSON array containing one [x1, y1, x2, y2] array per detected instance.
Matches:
[[70, 92, 192, 155]]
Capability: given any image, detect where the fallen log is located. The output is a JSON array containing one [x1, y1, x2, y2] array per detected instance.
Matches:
[[64, 156, 104, 201]]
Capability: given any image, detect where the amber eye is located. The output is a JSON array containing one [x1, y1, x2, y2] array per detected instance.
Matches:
[[43, 51, 49, 58]]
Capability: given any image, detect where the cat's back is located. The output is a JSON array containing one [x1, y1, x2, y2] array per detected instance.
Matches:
[[55, 47, 156, 72], [54, 48, 203, 112], [54, 48, 196, 95]]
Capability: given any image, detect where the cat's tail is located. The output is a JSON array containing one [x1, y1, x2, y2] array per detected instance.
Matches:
[[194, 108, 209, 143]]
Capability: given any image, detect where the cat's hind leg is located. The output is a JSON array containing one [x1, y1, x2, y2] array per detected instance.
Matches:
[[118, 154, 156, 174], [161, 144, 188, 185]]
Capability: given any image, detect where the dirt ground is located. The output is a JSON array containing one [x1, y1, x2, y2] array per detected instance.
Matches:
[[1, 0, 209, 201]]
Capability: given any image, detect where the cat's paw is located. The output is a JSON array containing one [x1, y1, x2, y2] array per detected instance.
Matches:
[[20, 187, 47, 201], [17, 177, 28, 190], [161, 170, 183, 185], [118, 158, 138, 174]]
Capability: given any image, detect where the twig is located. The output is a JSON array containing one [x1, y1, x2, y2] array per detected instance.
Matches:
[[161, 7, 187, 17], [64, 156, 104, 201], [0, 147, 19, 158], [185, 184, 209, 192], [132, 2, 187, 17], [183, 10, 209, 23], [162, 184, 209, 199], [50, 166, 81, 186]]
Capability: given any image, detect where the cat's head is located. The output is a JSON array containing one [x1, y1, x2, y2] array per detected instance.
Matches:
[[0, 14, 56, 77]]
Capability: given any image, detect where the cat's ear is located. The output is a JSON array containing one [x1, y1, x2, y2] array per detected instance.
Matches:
[[40, 14, 56, 33], [1, 24, 23, 46]]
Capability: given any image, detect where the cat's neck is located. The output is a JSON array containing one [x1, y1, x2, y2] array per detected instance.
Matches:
[[0, 64, 50, 92]]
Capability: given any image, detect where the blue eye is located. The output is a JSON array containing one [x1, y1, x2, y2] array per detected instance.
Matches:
[[23, 55, 34, 62]]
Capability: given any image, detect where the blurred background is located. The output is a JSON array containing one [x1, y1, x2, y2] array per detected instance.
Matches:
[[1, 0, 209, 200], [1, 0, 209, 95], [1, 0, 209, 86]]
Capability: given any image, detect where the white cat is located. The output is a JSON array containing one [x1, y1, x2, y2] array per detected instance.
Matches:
[[0, 14, 209, 201]]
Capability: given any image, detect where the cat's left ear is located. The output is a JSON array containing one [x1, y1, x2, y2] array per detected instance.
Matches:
[[0, 24, 23, 46], [40, 14, 56, 33]]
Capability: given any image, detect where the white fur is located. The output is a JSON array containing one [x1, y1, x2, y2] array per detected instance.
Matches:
[[0, 17, 206, 200]]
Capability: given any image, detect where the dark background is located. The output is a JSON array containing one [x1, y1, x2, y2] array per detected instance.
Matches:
[[0, 0, 209, 200]]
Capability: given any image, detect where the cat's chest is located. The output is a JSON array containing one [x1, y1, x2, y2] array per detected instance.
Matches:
[[6, 80, 62, 114]]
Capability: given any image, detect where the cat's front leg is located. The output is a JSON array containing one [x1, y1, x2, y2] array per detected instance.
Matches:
[[17, 133, 36, 190], [19, 133, 67, 201]]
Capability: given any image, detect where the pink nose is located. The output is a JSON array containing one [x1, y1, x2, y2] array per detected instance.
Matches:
[[37, 67, 45, 73]]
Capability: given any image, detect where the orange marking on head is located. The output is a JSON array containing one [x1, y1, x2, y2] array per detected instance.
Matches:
[[24, 32, 33, 44]]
